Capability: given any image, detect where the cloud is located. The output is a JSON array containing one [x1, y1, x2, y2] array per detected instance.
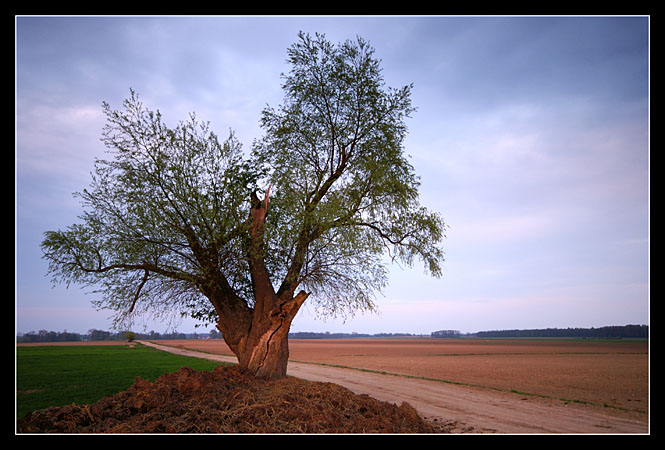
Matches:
[[17, 103, 104, 173], [16, 101, 107, 219], [16, 16, 649, 335], [451, 213, 554, 244]]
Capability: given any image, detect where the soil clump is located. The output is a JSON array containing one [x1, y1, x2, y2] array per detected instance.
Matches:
[[17, 365, 440, 434]]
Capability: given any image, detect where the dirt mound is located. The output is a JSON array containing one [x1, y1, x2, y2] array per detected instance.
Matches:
[[17, 365, 440, 434]]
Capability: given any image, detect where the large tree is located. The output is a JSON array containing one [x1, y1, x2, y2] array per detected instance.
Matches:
[[41, 32, 446, 378]]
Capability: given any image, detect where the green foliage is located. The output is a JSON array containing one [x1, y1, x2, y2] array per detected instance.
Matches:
[[40, 32, 446, 329], [253, 32, 446, 317], [122, 331, 137, 342], [41, 89, 262, 328], [16, 344, 225, 418]]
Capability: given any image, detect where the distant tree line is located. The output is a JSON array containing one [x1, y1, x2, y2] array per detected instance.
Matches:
[[291, 325, 649, 340], [288, 331, 427, 339], [473, 324, 648, 339], [16, 328, 223, 343], [17, 325, 648, 343], [16, 330, 84, 343], [431, 330, 461, 338]]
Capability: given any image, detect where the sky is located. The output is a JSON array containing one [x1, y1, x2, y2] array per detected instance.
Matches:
[[15, 16, 649, 336]]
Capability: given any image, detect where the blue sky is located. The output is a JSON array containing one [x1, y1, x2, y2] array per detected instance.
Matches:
[[16, 16, 649, 335]]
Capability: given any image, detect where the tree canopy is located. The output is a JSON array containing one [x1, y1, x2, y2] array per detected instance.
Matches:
[[252, 32, 445, 318], [42, 91, 261, 328]]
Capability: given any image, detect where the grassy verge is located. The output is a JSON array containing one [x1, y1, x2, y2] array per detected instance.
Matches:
[[16, 343, 230, 419]]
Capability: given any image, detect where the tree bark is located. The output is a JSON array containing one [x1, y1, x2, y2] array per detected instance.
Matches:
[[213, 290, 308, 378], [237, 290, 309, 378]]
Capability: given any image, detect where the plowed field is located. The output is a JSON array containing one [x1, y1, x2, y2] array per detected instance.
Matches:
[[159, 338, 648, 416]]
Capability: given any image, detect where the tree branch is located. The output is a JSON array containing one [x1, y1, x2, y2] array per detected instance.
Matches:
[[248, 187, 276, 303], [76, 260, 199, 285], [128, 269, 150, 313]]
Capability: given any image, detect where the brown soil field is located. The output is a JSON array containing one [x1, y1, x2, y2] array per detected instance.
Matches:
[[158, 338, 649, 416]]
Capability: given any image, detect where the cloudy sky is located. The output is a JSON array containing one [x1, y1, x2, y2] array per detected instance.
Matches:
[[16, 16, 649, 335]]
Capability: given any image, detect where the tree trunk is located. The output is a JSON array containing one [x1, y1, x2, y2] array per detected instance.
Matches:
[[216, 290, 309, 378], [237, 315, 293, 378]]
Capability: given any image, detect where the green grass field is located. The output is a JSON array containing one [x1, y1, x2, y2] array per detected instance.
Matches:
[[16, 343, 229, 419]]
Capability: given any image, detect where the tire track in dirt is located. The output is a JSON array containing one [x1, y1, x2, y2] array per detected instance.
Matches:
[[138, 340, 648, 434]]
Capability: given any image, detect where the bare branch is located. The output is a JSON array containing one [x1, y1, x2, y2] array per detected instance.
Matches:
[[128, 269, 150, 313]]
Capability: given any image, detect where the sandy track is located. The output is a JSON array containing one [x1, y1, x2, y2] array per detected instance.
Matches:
[[138, 340, 648, 434]]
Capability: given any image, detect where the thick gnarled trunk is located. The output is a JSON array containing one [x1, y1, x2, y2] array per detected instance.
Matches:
[[215, 290, 308, 378], [240, 291, 308, 377]]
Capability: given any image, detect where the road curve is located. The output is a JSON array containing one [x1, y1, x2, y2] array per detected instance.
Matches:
[[138, 340, 648, 434]]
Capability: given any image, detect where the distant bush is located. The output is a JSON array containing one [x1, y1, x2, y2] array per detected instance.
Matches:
[[123, 331, 137, 342]]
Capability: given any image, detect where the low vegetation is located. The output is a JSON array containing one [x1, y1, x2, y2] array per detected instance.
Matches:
[[16, 343, 224, 419], [16, 343, 438, 433]]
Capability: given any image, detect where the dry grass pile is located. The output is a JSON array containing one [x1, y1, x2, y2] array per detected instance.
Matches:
[[17, 365, 440, 434]]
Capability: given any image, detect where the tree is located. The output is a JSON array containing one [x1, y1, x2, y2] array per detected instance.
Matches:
[[88, 329, 112, 341], [123, 331, 137, 342], [41, 32, 446, 378]]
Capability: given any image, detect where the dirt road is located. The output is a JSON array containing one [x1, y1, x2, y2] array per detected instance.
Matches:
[[138, 340, 648, 434]]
